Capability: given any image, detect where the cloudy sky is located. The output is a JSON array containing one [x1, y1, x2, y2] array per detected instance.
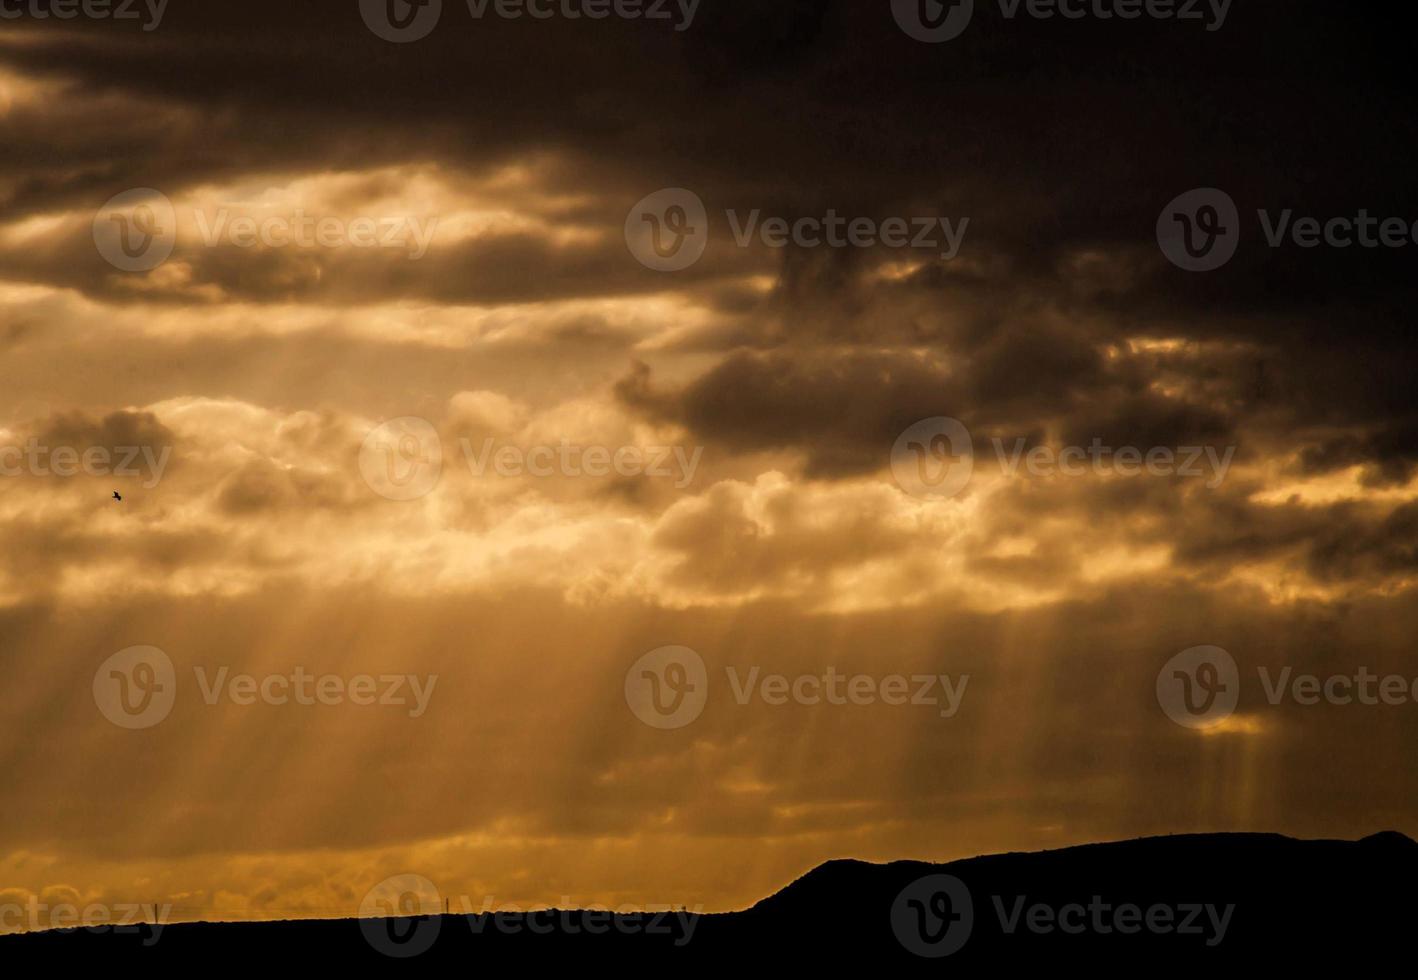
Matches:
[[2, 0, 1417, 928]]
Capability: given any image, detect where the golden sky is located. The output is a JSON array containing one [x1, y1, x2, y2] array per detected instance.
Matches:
[[2, 2, 1417, 931]]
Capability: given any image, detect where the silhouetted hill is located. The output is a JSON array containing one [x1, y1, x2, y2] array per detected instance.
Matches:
[[5, 832, 1414, 968]]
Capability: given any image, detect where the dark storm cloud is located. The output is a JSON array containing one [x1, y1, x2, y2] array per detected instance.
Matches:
[[1299, 424, 1418, 489], [2, 0, 1411, 485], [213, 455, 358, 515], [33, 408, 175, 454], [1058, 391, 1233, 451], [615, 321, 1236, 477], [1168, 493, 1418, 586], [617, 348, 962, 477], [6, 1, 1414, 263], [3, 2, 1413, 375]]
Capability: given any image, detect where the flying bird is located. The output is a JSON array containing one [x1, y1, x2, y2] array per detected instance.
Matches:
[[112, 491, 122, 502]]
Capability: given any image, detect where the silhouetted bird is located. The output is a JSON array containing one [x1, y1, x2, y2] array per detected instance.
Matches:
[[112, 491, 122, 502]]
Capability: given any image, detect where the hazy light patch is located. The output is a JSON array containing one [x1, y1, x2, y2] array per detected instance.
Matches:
[[632, 282, 768, 351], [984, 536, 1037, 559], [1126, 337, 1192, 355], [1222, 562, 1367, 606], [870, 259, 929, 282], [53, 558, 268, 604], [112, 261, 229, 302], [432, 202, 602, 249], [0, 65, 66, 113], [179, 162, 605, 253], [721, 775, 774, 796], [0, 156, 624, 302], [1252, 464, 1418, 507], [1075, 544, 1173, 585], [0, 278, 724, 350], [0, 211, 68, 244], [0, 279, 69, 304], [769, 800, 878, 824], [1197, 714, 1269, 737]]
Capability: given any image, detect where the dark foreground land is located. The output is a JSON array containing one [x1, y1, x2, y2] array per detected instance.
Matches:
[[5, 831, 1415, 968]]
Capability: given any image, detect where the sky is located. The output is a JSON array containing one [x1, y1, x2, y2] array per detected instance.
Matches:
[[2, 0, 1417, 930]]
